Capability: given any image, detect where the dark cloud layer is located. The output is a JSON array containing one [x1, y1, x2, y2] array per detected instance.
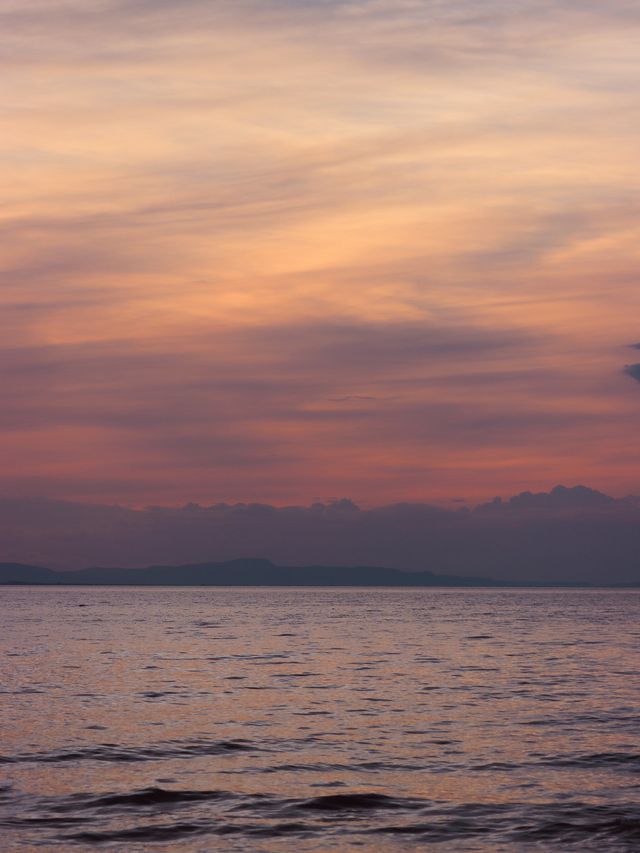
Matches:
[[624, 363, 640, 382], [1, 485, 638, 584]]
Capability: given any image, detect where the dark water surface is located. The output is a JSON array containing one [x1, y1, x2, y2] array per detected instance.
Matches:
[[1, 587, 639, 851]]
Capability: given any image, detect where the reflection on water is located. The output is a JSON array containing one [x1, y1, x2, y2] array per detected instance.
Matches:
[[1, 587, 639, 851]]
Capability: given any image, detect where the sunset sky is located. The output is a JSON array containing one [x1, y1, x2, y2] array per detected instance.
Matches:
[[2, 0, 640, 508]]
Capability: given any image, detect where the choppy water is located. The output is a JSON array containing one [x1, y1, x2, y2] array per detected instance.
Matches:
[[1, 587, 639, 852]]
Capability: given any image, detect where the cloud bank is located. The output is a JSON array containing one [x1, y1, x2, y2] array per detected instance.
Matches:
[[1, 485, 639, 584]]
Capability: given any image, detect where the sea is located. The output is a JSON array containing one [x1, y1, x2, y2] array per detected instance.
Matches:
[[1, 586, 639, 852]]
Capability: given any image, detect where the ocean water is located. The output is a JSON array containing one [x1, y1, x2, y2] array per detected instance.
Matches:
[[1, 587, 639, 852]]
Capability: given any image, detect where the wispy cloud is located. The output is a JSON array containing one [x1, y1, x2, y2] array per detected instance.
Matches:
[[2, 0, 640, 504]]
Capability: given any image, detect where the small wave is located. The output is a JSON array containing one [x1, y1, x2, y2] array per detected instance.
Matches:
[[0, 738, 258, 765], [55, 787, 234, 811], [474, 761, 519, 771], [62, 821, 210, 843], [296, 793, 411, 811], [255, 760, 425, 774], [61, 820, 315, 844], [510, 804, 640, 845], [1, 816, 89, 829], [538, 751, 640, 770], [8, 787, 640, 850], [369, 802, 640, 847], [472, 751, 640, 773]]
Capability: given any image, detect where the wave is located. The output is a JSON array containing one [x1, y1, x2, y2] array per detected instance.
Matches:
[[474, 752, 640, 773], [0, 738, 258, 765], [4, 781, 640, 851], [51, 798, 640, 849], [53, 787, 236, 811], [63, 820, 315, 843], [62, 821, 212, 843], [370, 802, 640, 847], [295, 792, 410, 811], [538, 752, 640, 770]]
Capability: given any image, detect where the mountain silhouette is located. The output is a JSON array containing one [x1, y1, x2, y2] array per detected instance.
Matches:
[[0, 559, 593, 587]]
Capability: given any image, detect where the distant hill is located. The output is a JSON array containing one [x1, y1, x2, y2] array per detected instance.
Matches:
[[0, 563, 60, 584], [0, 558, 597, 587], [0, 558, 517, 586]]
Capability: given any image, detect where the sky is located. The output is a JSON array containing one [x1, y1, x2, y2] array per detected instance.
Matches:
[[2, 0, 640, 509]]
